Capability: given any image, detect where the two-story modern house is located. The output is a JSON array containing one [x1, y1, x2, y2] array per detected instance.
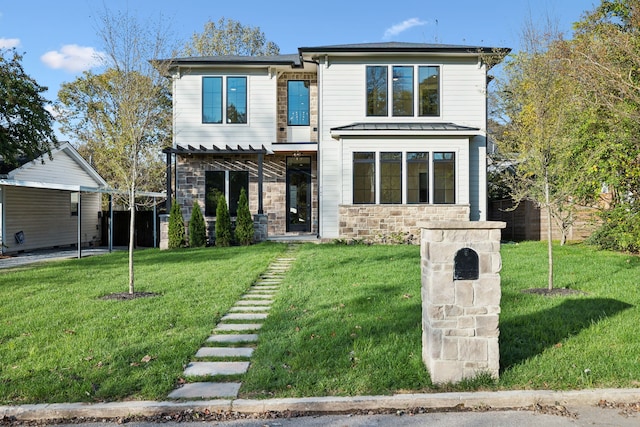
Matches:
[[162, 42, 508, 243]]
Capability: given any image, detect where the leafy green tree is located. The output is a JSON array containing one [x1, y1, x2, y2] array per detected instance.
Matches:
[[182, 17, 279, 56], [568, 0, 640, 251], [235, 188, 254, 245], [56, 8, 175, 295], [215, 194, 232, 247], [168, 201, 185, 249], [495, 17, 583, 290], [189, 201, 207, 247], [0, 48, 56, 163]]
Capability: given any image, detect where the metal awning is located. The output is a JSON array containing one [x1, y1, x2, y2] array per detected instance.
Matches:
[[330, 122, 481, 138]]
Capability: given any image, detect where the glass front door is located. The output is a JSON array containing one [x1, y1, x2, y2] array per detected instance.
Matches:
[[286, 156, 311, 232]]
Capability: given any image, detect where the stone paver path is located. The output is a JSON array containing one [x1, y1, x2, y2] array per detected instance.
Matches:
[[167, 245, 298, 400]]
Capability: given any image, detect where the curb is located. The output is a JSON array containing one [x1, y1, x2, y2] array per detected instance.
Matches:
[[2, 389, 640, 421]]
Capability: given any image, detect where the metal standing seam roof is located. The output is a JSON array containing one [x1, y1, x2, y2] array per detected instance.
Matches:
[[330, 122, 481, 133]]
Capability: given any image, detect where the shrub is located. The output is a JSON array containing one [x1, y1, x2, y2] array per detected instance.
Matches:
[[215, 194, 232, 247], [168, 201, 185, 249], [587, 205, 640, 253], [189, 201, 207, 247], [235, 188, 254, 245]]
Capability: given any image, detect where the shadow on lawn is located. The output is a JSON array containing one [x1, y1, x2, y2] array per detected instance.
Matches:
[[499, 297, 633, 371]]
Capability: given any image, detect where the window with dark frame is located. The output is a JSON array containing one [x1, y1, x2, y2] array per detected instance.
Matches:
[[407, 152, 429, 203], [380, 152, 402, 204], [226, 77, 247, 124], [392, 66, 413, 116], [419, 66, 440, 116], [433, 152, 455, 204], [202, 76, 247, 124], [202, 77, 222, 123], [205, 171, 249, 216], [353, 152, 376, 204], [366, 65, 440, 118], [366, 66, 388, 116], [287, 80, 310, 126]]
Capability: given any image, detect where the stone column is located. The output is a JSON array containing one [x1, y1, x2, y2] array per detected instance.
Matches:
[[253, 214, 268, 242], [421, 220, 506, 384], [159, 214, 169, 250]]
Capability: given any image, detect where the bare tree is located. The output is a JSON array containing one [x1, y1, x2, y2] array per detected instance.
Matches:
[[57, 8, 175, 294]]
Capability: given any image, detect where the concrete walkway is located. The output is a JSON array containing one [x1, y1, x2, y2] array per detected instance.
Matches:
[[167, 244, 299, 400]]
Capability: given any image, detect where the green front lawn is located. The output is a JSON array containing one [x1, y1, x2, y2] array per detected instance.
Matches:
[[1, 241, 639, 404], [0, 243, 286, 404], [241, 242, 640, 397]]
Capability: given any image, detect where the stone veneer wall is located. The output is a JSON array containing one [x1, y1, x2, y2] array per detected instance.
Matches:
[[338, 204, 470, 243], [420, 221, 505, 384], [277, 72, 318, 143], [176, 154, 318, 238]]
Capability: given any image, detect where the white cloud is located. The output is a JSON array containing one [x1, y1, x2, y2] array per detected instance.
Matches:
[[383, 18, 428, 39], [41, 44, 105, 72], [0, 37, 21, 49]]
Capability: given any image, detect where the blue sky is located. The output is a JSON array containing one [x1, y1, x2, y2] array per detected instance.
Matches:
[[1, 0, 596, 104]]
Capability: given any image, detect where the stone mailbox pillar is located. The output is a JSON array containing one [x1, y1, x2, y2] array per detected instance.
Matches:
[[420, 220, 506, 384]]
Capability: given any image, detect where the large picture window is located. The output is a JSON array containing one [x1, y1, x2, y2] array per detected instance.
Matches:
[[366, 65, 440, 117], [287, 80, 310, 126], [351, 151, 454, 205], [202, 76, 247, 124], [205, 171, 249, 216], [380, 152, 402, 203], [353, 152, 376, 204]]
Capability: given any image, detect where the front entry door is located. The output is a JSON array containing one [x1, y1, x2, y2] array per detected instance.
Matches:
[[286, 156, 311, 232]]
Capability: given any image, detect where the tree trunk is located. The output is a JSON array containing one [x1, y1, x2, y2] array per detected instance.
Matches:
[[545, 176, 554, 291], [128, 185, 136, 295]]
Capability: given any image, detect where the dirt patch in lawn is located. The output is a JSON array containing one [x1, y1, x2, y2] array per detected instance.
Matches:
[[100, 292, 160, 300]]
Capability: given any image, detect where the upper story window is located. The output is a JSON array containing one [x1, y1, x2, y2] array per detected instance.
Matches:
[[202, 76, 247, 124], [287, 80, 310, 126], [366, 65, 440, 118], [366, 66, 388, 116]]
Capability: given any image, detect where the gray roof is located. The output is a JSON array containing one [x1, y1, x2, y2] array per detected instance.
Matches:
[[162, 42, 510, 68], [330, 122, 480, 132], [167, 53, 301, 67], [299, 42, 510, 54]]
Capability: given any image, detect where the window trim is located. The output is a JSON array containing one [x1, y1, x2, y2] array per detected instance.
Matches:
[[202, 76, 248, 125], [365, 64, 441, 118]]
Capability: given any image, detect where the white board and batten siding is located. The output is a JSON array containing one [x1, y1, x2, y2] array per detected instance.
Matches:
[[173, 68, 277, 149], [317, 56, 489, 238]]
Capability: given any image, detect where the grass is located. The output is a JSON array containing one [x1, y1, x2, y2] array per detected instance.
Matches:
[[2, 240, 640, 404], [0, 243, 286, 404], [240, 241, 640, 397]]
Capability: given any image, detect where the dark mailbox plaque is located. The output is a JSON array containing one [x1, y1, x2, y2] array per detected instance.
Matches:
[[454, 248, 479, 280]]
